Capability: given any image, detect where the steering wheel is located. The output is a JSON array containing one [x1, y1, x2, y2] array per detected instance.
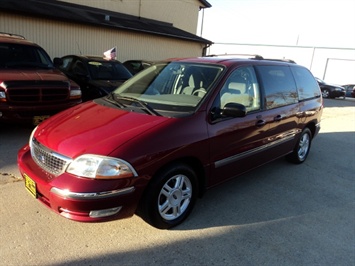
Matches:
[[192, 89, 207, 96]]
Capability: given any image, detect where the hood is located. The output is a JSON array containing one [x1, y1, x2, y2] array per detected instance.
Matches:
[[0, 68, 70, 82], [34, 101, 170, 158], [88, 79, 125, 92]]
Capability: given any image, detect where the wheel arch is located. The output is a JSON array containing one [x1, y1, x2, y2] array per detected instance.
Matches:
[[304, 121, 317, 139], [149, 156, 207, 198]]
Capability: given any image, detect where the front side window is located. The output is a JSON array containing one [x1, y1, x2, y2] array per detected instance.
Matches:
[[255, 65, 298, 109], [218, 66, 261, 112], [113, 62, 224, 116]]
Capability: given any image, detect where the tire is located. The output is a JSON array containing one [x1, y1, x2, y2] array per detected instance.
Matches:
[[286, 128, 312, 164], [321, 89, 330, 98], [138, 163, 198, 229]]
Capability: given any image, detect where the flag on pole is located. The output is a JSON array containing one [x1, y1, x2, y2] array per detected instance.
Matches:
[[103, 47, 117, 60]]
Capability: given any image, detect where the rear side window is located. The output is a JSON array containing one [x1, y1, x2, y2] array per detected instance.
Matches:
[[256, 65, 298, 109], [291, 66, 321, 101]]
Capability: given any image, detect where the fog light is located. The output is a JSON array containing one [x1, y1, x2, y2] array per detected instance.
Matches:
[[89, 206, 122, 218]]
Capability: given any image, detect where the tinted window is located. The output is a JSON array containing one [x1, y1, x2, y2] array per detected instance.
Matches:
[[256, 65, 298, 109], [0, 43, 53, 68], [291, 66, 321, 100], [87, 61, 132, 80]]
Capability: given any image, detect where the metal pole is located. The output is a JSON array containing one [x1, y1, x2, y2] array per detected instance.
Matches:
[[200, 8, 205, 37], [323, 58, 329, 80], [309, 47, 315, 71]]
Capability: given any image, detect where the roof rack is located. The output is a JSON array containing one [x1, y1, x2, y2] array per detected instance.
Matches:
[[0, 32, 26, 40], [205, 54, 264, 60], [205, 54, 296, 63], [262, 58, 296, 63]]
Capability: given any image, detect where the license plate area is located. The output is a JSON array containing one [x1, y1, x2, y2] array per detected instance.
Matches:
[[24, 173, 37, 198], [33, 115, 50, 125]]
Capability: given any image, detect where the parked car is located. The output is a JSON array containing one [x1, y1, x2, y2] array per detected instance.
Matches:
[[316, 78, 345, 98], [56, 55, 132, 101], [0, 33, 82, 125], [342, 84, 355, 97], [352, 86, 355, 98], [123, 60, 154, 75], [18, 56, 323, 229]]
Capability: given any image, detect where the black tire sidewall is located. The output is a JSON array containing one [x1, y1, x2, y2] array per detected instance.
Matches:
[[139, 163, 198, 229], [286, 128, 312, 164], [298, 128, 311, 162]]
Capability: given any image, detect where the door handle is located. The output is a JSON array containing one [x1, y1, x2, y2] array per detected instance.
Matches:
[[274, 115, 283, 121], [255, 120, 266, 127]]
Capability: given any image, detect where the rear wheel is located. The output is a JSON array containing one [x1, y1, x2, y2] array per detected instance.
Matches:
[[138, 163, 197, 229], [286, 128, 312, 164]]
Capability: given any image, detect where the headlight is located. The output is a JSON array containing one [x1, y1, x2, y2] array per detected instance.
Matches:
[[29, 126, 38, 148], [66, 154, 138, 179], [70, 89, 82, 99], [0, 91, 6, 102]]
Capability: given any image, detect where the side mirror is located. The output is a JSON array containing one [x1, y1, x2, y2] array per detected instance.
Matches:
[[221, 103, 247, 117], [53, 57, 63, 67]]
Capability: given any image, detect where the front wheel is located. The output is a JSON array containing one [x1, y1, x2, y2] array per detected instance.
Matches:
[[286, 128, 312, 164], [138, 163, 198, 229], [321, 89, 330, 98]]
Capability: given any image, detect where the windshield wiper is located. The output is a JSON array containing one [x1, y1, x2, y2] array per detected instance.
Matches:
[[116, 96, 160, 116], [104, 93, 126, 108]]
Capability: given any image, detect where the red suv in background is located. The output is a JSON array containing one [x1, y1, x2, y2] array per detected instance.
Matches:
[[0, 33, 82, 125]]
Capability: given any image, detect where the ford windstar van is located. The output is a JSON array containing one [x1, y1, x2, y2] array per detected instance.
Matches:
[[18, 55, 323, 229]]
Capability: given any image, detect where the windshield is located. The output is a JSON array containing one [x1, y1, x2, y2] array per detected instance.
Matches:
[[0, 43, 53, 69], [87, 61, 132, 80], [113, 62, 224, 116]]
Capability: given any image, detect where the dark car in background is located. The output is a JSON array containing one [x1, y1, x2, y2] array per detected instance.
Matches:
[[342, 84, 355, 97], [316, 78, 345, 99], [56, 55, 132, 101], [0, 33, 82, 125], [123, 60, 153, 75]]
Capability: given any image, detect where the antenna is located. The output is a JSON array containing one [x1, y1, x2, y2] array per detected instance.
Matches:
[[76, 42, 82, 55]]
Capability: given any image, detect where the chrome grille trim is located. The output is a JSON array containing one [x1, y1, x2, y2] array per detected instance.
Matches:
[[30, 138, 72, 177]]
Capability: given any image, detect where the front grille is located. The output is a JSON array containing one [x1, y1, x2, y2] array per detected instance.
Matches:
[[30, 138, 72, 177], [5, 81, 70, 104]]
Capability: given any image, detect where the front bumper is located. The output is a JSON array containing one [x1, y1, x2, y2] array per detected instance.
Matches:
[[18, 144, 143, 222], [0, 100, 82, 124], [331, 90, 346, 98]]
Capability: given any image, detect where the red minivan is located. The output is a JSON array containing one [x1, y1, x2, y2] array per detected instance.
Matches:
[[18, 56, 323, 229]]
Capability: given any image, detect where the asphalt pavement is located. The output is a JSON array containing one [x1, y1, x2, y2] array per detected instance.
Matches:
[[0, 98, 354, 266]]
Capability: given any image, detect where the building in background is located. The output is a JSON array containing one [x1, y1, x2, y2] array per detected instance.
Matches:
[[0, 0, 212, 61]]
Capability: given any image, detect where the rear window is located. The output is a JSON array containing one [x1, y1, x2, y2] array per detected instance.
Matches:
[[291, 66, 321, 101], [255, 65, 298, 109]]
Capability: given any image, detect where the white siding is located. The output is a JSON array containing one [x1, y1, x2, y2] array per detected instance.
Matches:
[[0, 13, 204, 61]]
